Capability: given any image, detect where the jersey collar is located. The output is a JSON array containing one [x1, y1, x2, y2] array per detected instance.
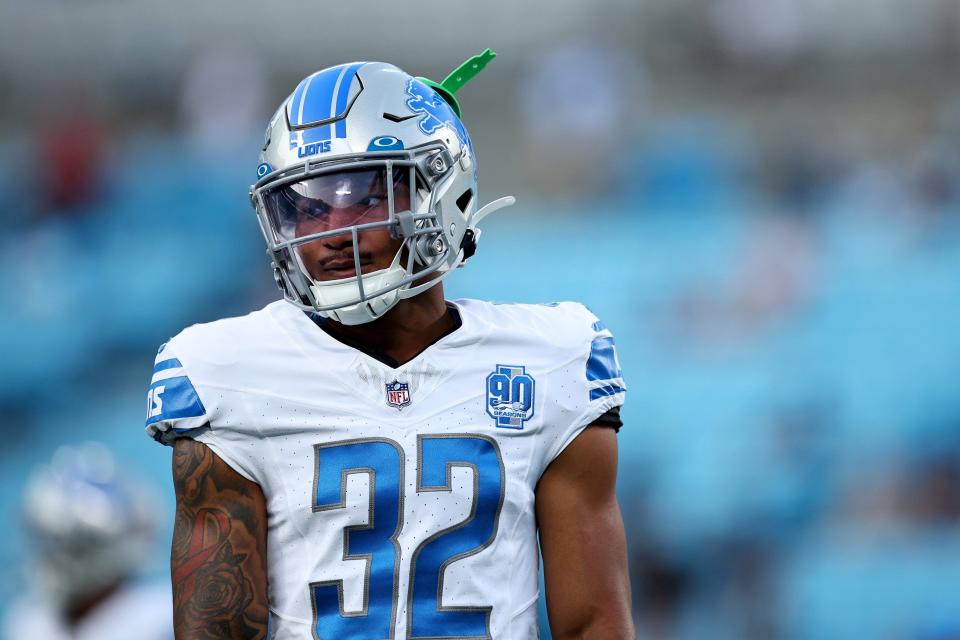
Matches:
[[305, 303, 463, 369]]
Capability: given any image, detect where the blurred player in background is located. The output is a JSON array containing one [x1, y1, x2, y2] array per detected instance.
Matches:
[[146, 50, 633, 639], [1, 442, 173, 640]]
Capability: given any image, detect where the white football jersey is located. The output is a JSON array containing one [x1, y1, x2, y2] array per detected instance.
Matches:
[[146, 299, 625, 640], [2, 581, 173, 640]]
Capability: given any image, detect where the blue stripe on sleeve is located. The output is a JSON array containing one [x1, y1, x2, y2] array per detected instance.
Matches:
[[153, 358, 182, 374], [591, 320, 606, 331], [586, 336, 622, 382], [590, 384, 626, 401], [145, 375, 206, 427]]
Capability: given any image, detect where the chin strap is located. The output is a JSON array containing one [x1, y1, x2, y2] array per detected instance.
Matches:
[[459, 196, 516, 264], [471, 195, 516, 227]]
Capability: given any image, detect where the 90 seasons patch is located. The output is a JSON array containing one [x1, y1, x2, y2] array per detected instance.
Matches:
[[486, 364, 535, 429]]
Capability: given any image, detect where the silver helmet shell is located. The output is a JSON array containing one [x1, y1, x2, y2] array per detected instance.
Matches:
[[250, 61, 508, 325], [22, 443, 157, 608]]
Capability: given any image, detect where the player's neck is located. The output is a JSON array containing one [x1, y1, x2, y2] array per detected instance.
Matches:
[[322, 285, 455, 366]]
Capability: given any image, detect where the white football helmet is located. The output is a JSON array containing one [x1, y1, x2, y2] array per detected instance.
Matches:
[[21, 443, 157, 609], [249, 50, 514, 325]]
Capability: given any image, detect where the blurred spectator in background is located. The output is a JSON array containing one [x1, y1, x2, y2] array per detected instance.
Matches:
[[31, 91, 109, 218], [519, 42, 646, 200], [1, 443, 172, 640], [179, 47, 269, 159]]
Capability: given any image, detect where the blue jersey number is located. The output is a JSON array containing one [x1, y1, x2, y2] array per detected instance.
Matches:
[[408, 435, 505, 638], [312, 439, 404, 639], [312, 435, 505, 640]]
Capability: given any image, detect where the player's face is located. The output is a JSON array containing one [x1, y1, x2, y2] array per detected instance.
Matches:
[[297, 220, 405, 281], [264, 167, 412, 281]]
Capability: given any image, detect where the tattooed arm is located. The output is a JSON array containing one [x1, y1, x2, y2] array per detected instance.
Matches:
[[172, 437, 269, 640]]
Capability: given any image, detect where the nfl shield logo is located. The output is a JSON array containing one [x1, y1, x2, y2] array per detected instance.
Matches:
[[385, 380, 411, 410]]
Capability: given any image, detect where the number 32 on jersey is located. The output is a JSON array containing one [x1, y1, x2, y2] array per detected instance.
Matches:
[[311, 434, 505, 640]]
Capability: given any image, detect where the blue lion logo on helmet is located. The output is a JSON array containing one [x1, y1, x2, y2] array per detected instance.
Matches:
[[405, 78, 473, 158]]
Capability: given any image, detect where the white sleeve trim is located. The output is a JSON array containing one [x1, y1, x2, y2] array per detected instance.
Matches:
[[192, 431, 259, 485], [542, 391, 624, 471]]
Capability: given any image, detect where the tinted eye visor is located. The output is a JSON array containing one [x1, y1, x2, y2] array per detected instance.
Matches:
[[262, 166, 414, 241]]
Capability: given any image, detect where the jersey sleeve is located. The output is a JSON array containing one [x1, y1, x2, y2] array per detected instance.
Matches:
[[540, 305, 626, 468], [143, 328, 265, 485], [144, 340, 211, 445]]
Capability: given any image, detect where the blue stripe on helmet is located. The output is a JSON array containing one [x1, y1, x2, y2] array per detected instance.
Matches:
[[291, 63, 363, 128], [288, 63, 365, 147], [334, 62, 365, 139], [300, 123, 333, 145], [288, 74, 312, 125], [290, 69, 338, 127]]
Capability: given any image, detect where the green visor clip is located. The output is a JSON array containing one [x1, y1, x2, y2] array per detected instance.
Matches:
[[417, 48, 497, 119]]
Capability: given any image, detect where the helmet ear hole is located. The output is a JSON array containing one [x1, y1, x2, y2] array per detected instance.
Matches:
[[456, 189, 474, 213]]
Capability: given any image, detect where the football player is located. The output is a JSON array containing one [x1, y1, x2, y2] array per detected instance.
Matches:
[[2, 443, 173, 640], [147, 50, 633, 639]]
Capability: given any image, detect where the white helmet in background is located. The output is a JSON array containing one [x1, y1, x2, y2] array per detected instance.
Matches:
[[22, 443, 157, 609], [250, 49, 515, 325]]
